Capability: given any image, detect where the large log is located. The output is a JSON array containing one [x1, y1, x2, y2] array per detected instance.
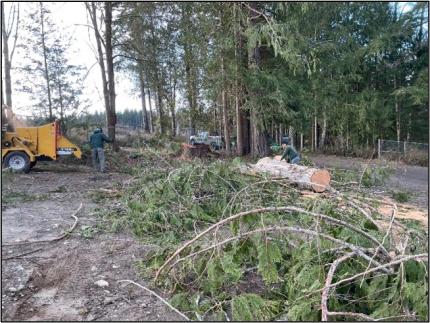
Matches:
[[250, 157, 331, 192]]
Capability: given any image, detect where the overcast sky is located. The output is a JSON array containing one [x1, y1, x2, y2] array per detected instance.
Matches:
[[2, 2, 420, 118], [3, 2, 143, 118]]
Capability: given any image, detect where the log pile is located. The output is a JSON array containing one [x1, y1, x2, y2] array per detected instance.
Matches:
[[180, 143, 210, 159], [249, 157, 331, 192]]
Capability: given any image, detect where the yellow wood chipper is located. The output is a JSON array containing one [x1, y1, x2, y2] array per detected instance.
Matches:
[[1, 106, 82, 173]]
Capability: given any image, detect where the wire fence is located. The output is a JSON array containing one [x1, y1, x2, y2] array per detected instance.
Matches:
[[378, 139, 428, 165]]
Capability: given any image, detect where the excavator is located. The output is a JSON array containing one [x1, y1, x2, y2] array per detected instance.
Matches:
[[1, 104, 82, 173]]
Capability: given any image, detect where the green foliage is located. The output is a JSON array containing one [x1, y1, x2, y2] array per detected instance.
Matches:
[[257, 241, 282, 284], [361, 166, 393, 187], [2, 191, 48, 204], [78, 225, 98, 239], [116, 147, 428, 321], [391, 190, 411, 203], [231, 294, 278, 321], [404, 282, 428, 319], [220, 252, 242, 283]]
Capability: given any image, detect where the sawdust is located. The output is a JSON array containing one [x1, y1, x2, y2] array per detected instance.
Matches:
[[377, 199, 428, 227]]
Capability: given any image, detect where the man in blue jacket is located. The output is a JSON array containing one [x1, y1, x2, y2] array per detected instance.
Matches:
[[89, 128, 113, 172], [280, 139, 300, 164]]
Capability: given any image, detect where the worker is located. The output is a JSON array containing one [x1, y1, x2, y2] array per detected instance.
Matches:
[[280, 140, 300, 164], [89, 127, 112, 172]]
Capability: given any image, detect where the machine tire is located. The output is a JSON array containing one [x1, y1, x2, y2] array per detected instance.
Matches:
[[190, 139, 196, 146], [4, 151, 31, 173]]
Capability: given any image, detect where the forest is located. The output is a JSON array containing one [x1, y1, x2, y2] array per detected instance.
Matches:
[[1, 2, 429, 322], [2, 2, 429, 156]]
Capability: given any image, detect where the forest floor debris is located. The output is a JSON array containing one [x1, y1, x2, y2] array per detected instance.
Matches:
[[1, 164, 186, 321], [1, 147, 428, 321]]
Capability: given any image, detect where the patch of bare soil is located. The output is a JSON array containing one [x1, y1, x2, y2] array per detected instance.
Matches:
[[1, 162, 185, 321]]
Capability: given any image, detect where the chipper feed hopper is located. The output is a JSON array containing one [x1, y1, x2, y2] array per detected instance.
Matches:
[[2, 119, 82, 173]]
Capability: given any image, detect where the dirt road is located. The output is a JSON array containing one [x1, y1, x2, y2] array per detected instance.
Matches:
[[309, 154, 429, 208], [1, 163, 184, 321]]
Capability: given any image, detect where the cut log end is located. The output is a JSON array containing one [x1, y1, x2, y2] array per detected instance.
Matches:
[[310, 169, 331, 192]]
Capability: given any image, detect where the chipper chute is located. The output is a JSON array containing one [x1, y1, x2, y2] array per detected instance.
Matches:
[[2, 115, 82, 173]]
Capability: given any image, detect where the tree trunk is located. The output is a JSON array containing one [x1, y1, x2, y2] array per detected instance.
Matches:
[[1, 5, 12, 108], [300, 133, 303, 151], [311, 118, 314, 152], [1, 3, 17, 130], [249, 157, 331, 193], [406, 112, 411, 141], [279, 124, 283, 144], [105, 2, 117, 150], [181, 5, 197, 135], [234, 3, 244, 156], [58, 82, 64, 131], [289, 126, 294, 147], [139, 71, 150, 133], [155, 86, 164, 134], [395, 96, 400, 142], [87, 2, 110, 133], [221, 52, 231, 155], [319, 112, 327, 149], [40, 3, 53, 121], [247, 3, 269, 158], [314, 115, 317, 151], [170, 77, 177, 136], [147, 88, 154, 133]]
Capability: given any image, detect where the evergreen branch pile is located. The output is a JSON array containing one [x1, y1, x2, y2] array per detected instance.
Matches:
[[120, 158, 428, 321]]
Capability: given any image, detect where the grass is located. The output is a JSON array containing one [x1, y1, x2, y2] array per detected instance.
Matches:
[[2, 190, 49, 204], [391, 190, 411, 203]]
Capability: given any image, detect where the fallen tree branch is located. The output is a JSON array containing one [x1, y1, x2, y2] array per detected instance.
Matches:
[[312, 253, 428, 298], [2, 203, 83, 246], [327, 311, 375, 321], [118, 279, 190, 321], [155, 205, 390, 280], [321, 253, 355, 321], [168, 226, 389, 275], [360, 202, 396, 287]]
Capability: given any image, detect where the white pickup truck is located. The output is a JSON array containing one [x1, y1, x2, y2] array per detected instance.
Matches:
[[189, 131, 223, 150]]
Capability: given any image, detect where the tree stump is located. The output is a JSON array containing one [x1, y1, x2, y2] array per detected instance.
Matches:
[[250, 157, 331, 192], [181, 143, 210, 159]]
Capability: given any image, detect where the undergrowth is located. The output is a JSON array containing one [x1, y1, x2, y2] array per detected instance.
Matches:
[[110, 151, 428, 321]]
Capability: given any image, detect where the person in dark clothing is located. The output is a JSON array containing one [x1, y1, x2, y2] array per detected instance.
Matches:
[[89, 128, 112, 172], [280, 139, 300, 164]]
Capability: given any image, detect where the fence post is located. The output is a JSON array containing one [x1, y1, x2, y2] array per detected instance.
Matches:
[[378, 139, 381, 159]]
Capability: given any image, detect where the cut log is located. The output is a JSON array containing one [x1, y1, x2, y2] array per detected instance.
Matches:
[[250, 157, 331, 192], [181, 143, 210, 159]]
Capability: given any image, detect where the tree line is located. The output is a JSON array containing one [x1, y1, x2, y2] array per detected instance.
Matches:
[[2, 2, 428, 156]]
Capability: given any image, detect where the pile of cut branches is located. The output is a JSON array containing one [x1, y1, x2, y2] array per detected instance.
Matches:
[[120, 157, 428, 321]]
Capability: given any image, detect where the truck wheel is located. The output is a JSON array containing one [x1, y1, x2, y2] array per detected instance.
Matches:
[[4, 151, 31, 173], [190, 139, 195, 146]]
